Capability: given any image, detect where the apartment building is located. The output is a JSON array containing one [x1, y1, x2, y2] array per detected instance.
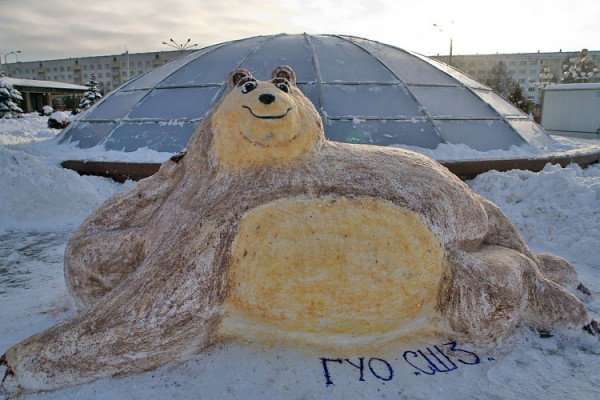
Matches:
[[432, 50, 600, 105], [6, 48, 598, 104], [4, 50, 191, 94]]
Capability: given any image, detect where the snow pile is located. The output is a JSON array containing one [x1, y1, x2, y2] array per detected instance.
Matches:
[[468, 163, 600, 265], [0, 114, 128, 233], [0, 145, 124, 233], [394, 135, 600, 161]]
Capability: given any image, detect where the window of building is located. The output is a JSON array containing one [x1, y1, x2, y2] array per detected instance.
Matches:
[[98, 64, 102, 70], [138, 70, 143, 75], [122, 63, 126, 68], [528, 87, 536, 92], [519, 69, 526, 75], [105, 72, 110, 78], [84, 73, 88, 79], [83, 65, 87, 70], [518, 78, 525, 84], [54, 75, 58, 80], [509, 60, 516, 66], [105, 64, 109, 69], [60, 67, 65, 72], [67, 66, 71, 71], [68, 74, 72, 79], [122, 71, 127, 76], [90, 65, 94, 70], [53, 67, 58, 72], [137, 61, 143, 67]]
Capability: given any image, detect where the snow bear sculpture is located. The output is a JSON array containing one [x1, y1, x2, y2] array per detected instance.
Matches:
[[0, 66, 593, 392]]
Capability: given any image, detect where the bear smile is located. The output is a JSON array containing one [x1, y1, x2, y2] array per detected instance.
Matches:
[[243, 105, 292, 119]]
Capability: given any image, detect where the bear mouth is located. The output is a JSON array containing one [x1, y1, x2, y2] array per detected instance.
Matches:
[[243, 106, 292, 119], [238, 131, 300, 148]]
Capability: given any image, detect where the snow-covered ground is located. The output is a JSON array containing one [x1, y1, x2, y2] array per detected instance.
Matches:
[[0, 114, 599, 399]]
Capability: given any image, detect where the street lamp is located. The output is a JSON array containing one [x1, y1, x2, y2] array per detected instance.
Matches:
[[0, 50, 21, 76], [433, 22, 453, 66], [161, 38, 198, 54]]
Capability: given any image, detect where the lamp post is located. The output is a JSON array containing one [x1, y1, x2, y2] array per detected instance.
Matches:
[[162, 38, 198, 54], [433, 22, 453, 66], [1, 50, 21, 76]]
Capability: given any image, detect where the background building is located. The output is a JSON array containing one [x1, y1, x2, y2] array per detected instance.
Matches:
[[432, 50, 600, 106], [5, 50, 191, 94]]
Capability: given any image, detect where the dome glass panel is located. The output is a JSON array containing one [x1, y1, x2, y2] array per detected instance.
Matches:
[[436, 120, 524, 151], [126, 87, 219, 121], [82, 90, 149, 121], [327, 119, 441, 148], [411, 86, 497, 118], [321, 84, 423, 118], [311, 35, 398, 83], [105, 122, 198, 152], [159, 36, 267, 87], [242, 35, 316, 82]]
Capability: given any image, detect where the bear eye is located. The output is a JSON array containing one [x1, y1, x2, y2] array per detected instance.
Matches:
[[241, 81, 257, 94], [275, 82, 289, 93]]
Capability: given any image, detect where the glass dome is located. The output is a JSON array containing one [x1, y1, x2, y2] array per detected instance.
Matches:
[[59, 33, 555, 154]]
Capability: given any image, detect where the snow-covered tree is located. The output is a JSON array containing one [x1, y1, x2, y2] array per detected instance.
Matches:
[[485, 61, 515, 97], [0, 71, 24, 119], [560, 49, 599, 83], [79, 75, 102, 110], [507, 84, 532, 113]]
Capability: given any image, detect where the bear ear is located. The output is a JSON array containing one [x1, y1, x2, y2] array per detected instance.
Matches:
[[227, 68, 253, 89], [271, 65, 296, 87]]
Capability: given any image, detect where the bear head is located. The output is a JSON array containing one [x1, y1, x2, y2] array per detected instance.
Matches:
[[212, 65, 324, 170]]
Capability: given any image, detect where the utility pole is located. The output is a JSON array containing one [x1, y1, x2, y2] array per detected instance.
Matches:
[[0, 50, 21, 76], [433, 22, 453, 66]]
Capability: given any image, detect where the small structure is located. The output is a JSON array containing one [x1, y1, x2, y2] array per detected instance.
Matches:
[[4, 77, 87, 113], [542, 83, 600, 140]]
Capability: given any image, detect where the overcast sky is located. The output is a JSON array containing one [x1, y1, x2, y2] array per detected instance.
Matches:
[[1, 0, 598, 63]]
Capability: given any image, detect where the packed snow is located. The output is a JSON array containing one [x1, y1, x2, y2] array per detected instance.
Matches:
[[0, 114, 599, 399]]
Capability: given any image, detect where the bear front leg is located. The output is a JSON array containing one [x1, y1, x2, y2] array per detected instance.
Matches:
[[439, 246, 589, 344], [64, 160, 184, 308], [1, 224, 234, 393], [438, 246, 528, 343]]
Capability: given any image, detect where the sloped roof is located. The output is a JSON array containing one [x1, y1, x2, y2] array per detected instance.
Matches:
[[6, 77, 87, 91], [59, 33, 555, 153]]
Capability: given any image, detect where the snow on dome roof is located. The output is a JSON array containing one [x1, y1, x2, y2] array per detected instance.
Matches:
[[59, 33, 555, 154]]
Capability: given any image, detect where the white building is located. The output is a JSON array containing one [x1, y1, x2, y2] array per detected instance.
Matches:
[[5, 50, 192, 94]]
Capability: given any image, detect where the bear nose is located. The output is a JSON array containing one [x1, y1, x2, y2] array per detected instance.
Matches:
[[259, 93, 276, 105]]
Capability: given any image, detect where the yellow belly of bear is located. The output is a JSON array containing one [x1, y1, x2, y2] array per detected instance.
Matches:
[[224, 197, 443, 344]]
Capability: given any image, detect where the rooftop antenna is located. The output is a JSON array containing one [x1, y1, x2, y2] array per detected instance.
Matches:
[[162, 38, 198, 54]]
